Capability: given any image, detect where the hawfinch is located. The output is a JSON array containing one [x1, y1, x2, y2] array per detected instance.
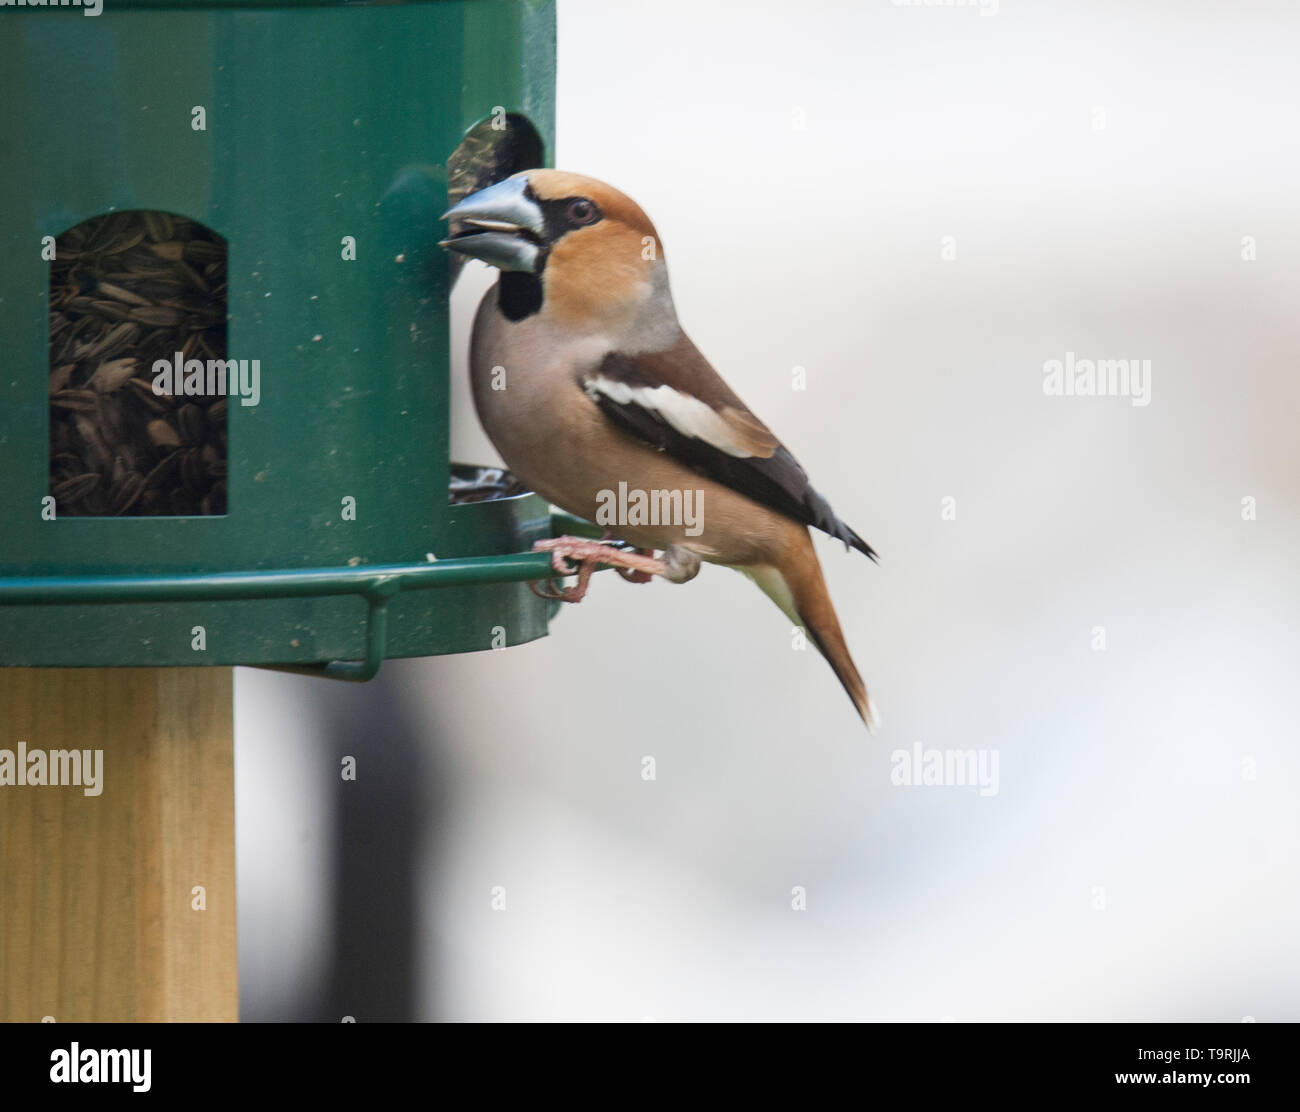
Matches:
[[442, 170, 879, 729]]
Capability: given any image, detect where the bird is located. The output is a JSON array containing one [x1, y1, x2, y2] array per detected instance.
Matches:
[[441, 170, 879, 729]]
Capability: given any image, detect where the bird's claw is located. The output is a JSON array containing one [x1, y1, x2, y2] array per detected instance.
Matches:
[[529, 537, 667, 604], [529, 575, 586, 603]]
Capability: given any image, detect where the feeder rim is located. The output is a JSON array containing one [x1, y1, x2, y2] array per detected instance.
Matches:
[[0, 510, 601, 680], [0, 510, 600, 607]]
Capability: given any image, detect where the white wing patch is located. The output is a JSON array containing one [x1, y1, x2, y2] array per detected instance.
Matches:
[[583, 375, 757, 459]]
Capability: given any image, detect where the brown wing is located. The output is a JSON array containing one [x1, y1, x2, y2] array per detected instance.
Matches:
[[580, 334, 877, 560]]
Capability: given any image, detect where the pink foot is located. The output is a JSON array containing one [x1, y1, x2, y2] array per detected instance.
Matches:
[[530, 537, 667, 603]]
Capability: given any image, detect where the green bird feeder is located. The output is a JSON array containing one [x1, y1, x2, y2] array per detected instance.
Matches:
[[0, 0, 566, 678]]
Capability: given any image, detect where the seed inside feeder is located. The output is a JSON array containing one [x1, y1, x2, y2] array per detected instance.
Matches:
[[48, 211, 228, 516], [448, 464, 528, 505]]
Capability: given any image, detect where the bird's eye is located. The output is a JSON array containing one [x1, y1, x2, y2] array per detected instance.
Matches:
[[566, 198, 599, 226]]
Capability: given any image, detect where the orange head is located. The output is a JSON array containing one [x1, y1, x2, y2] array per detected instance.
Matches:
[[442, 170, 674, 338]]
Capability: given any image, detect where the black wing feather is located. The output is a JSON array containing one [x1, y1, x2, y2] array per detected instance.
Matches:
[[587, 352, 878, 562]]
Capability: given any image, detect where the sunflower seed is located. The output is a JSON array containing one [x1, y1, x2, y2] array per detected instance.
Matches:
[[147, 418, 182, 448], [184, 239, 223, 262], [89, 299, 137, 322], [49, 364, 76, 394], [126, 376, 171, 412], [111, 470, 146, 515], [85, 321, 140, 360], [147, 241, 185, 261], [74, 415, 113, 472], [96, 394, 123, 439], [89, 357, 138, 392], [51, 389, 98, 412], [96, 279, 152, 306], [176, 261, 210, 293], [129, 305, 185, 326], [142, 211, 174, 243], [141, 449, 181, 490], [100, 230, 146, 255], [52, 473, 100, 501]]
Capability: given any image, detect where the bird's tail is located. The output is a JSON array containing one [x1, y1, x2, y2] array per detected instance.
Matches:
[[742, 532, 877, 732]]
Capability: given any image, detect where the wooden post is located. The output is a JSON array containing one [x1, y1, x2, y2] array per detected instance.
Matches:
[[0, 668, 236, 1022]]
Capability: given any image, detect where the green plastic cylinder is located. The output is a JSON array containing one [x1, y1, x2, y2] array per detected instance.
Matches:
[[0, 0, 559, 670]]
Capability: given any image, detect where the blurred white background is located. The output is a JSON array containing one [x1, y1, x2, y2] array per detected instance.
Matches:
[[237, 0, 1300, 1020]]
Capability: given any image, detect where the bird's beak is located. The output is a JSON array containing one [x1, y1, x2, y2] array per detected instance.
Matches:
[[440, 176, 546, 273]]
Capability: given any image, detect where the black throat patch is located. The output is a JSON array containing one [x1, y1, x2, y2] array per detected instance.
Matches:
[[497, 271, 543, 322]]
